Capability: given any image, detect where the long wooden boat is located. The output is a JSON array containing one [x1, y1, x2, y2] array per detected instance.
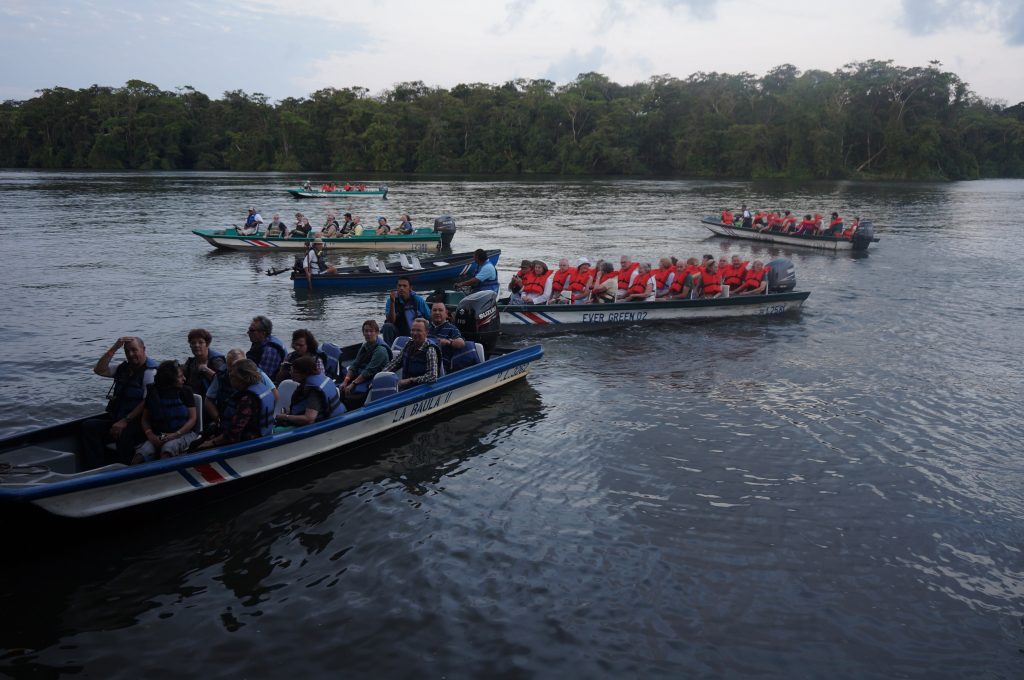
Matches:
[[290, 249, 499, 290], [498, 291, 809, 333], [287, 185, 388, 199], [699, 217, 879, 252], [0, 344, 542, 519], [193, 227, 441, 252]]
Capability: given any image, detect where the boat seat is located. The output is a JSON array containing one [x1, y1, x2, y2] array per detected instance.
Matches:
[[475, 342, 486, 364], [365, 256, 384, 273], [398, 254, 416, 271], [432, 260, 449, 267], [275, 379, 299, 415], [192, 392, 204, 434], [366, 372, 399, 403], [408, 256, 424, 270], [1, 445, 78, 474], [321, 342, 342, 379], [391, 336, 410, 355]]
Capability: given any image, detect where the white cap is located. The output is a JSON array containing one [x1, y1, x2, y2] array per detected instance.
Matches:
[[577, 256, 590, 266]]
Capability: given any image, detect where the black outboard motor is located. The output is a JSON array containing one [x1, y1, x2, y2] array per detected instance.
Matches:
[[852, 220, 875, 251], [455, 290, 499, 354], [764, 258, 796, 293], [434, 215, 456, 252]]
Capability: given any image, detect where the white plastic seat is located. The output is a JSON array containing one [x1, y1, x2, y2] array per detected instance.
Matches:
[[275, 379, 299, 415], [408, 256, 424, 270], [365, 256, 379, 272], [193, 393, 204, 434], [398, 253, 416, 270], [475, 343, 486, 364]]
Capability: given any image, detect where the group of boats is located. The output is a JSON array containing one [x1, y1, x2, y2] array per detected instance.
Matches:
[[1, 193, 878, 522]]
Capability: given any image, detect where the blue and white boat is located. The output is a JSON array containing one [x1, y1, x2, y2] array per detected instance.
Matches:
[[0, 343, 542, 519], [289, 249, 500, 291]]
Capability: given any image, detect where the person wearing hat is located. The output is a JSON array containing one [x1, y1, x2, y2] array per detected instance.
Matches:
[[567, 257, 595, 304], [375, 216, 392, 236], [238, 207, 263, 235], [302, 237, 337, 289]]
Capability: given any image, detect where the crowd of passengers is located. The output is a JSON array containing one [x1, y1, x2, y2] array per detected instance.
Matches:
[[720, 205, 862, 239], [84, 304, 468, 470], [237, 207, 415, 238], [302, 180, 370, 193], [506, 253, 771, 305]]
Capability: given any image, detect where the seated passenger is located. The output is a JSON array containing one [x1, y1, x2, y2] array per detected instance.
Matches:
[[340, 320, 392, 408], [591, 261, 618, 303], [381, 318, 441, 390], [813, 213, 824, 234], [266, 213, 287, 238], [765, 212, 784, 232], [522, 260, 553, 305], [275, 328, 327, 384], [615, 256, 639, 300], [205, 348, 277, 431], [428, 302, 466, 370], [567, 257, 594, 303], [668, 257, 702, 299], [321, 213, 340, 238], [721, 255, 749, 292], [826, 212, 843, 236], [238, 207, 263, 235], [383, 276, 431, 344], [455, 249, 499, 294], [781, 210, 797, 232], [276, 355, 345, 427], [509, 259, 534, 304], [301, 237, 338, 288], [794, 215, 817, 235], [376, 217, 391, 235], [340, 212, 356, 236], [700, 260, 724, 298], [133, 360, 198, 463], [183, 328, 227, 404], [736, 260, 768, 295], [291, 216, 313, 239], [358, 183, 366, 191], [344, 182, 353, 191], [721, 209, 734, 225], [397, 214, 414, 235], [547, 258, 576, 304], [624, 263, 655, 301], [198, 360, 275, 449], [653, 257, 675, 299]]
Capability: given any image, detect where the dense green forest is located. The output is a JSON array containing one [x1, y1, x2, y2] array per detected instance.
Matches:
[[1, 60, 1022, 180]]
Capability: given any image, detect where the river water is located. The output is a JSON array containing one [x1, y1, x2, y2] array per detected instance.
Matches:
[[1, 172, 1022, 678]]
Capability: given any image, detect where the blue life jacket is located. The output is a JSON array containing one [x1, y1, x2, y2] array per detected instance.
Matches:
[[245, 213, 259, 227], [106, 357, 159, 420], [246, 382, 277, 437], [184, 349, 226, 396], [247, 335, 287, 366], [401, 338, 441, 380], [392, 295, 426, 336], [467, 261, 500, 293], [147, 387, 191, 434], [289, 375, 345, 421]]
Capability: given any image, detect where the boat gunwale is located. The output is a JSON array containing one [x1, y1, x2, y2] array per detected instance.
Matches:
[[699, 217, 879, 246], [291, 249, 499, 286], [498, 290, 810, 314]]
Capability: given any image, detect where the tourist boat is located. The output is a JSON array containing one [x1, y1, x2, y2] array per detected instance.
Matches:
[[287, 184, 388, 199], [287, 249, 500, 290], [0, 344, 542, 519], [444, 259, 808, 335], [192, 227, 442, 252], [699, 217, 879, 252]]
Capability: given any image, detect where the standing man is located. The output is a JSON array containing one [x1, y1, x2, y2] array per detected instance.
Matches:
[[239, 207, 263, 235], [82, 336, 159, 468], [246, 316, 286, 380], [455, 249, 499, 294], [741, 204, 752, 229], [427, 302, 466, 371], [302, 237, 337, 289], [383, 276, 431, 344], [381, 319, 441, 390]]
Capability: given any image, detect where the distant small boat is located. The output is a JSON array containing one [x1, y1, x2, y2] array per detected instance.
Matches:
[[0, 342, 541, 519], [700, 217, 879, 252], [193, 227, 441, 252], [287, 249, 500, 290], [287, 185, 388, 199]]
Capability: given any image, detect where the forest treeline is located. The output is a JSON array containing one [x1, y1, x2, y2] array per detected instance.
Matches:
[[2, 60, 1023, 180]]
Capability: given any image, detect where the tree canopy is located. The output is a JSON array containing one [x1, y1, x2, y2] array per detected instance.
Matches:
[[1, 61, 1022, 179]]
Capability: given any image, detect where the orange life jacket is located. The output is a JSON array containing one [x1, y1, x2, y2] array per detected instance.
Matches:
[[616, 262, 638, 289], [653, 266, 675, 292], [628, 271, 653, 296], [523, 270, 552, 295], [568, 268, 593, 293], [722, 262, 748, 288], [669, 265, 701, 295], [551, 267, 575, 293], [701, 271, 722, 297], [737, 268, 766, 291], [721, 211, 734, 225]]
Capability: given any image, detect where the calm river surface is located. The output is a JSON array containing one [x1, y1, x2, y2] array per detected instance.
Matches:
[[1, 172, 1022, 678]]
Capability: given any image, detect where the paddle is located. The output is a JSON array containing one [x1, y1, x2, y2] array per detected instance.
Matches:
[[265, 267, 294, 277]]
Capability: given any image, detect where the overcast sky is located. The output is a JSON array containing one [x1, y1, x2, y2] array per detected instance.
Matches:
[[3, 0, 1023, 105]]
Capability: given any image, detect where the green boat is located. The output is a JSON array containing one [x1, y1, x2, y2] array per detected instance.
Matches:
[[287, 184, 388, 199], [192, 227, 441, 252]]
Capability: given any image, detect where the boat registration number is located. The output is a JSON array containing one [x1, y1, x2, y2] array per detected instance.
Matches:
[[760, 304, 787, 315], [580, 311, 648, 323]]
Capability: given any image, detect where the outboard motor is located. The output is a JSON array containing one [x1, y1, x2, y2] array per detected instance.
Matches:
[[764, 258, 796, 293], [455, 290, 499, 354], [434, 215, 457, 252], [852, 220, 875, 251]]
